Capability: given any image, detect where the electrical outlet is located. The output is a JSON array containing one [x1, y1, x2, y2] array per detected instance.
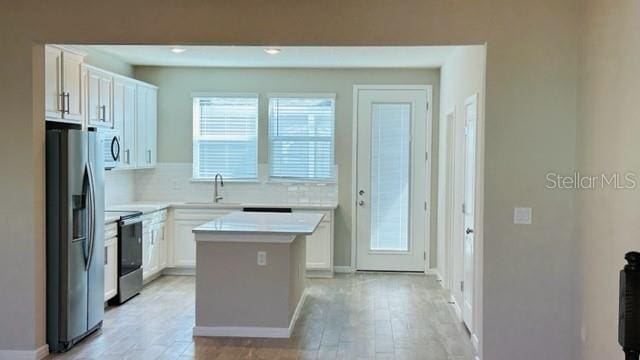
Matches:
[[257, 251, 267, 266]]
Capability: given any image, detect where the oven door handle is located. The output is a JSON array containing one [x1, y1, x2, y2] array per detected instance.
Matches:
[[120, 217, 142, 226]]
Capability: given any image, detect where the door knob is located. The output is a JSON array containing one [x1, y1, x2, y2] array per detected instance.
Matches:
[[466, 228, 474, 234], [358, 200, 365, 206], [359, 190, 365, 196]]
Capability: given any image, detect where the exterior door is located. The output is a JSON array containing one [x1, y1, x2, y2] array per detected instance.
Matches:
[[462, 94, 478, 328], [355, 87, 428, 271]]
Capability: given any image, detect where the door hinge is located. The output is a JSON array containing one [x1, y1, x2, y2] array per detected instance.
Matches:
[[424, 251, 427, 260], [424, 201, 428, 211], [426, 102, 429, 111], [462, 203, 466, 213], [425, 151, 429, 161], [461, 281, 465, 292]]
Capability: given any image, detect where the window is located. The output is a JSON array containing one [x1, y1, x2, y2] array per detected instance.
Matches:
[[192, 94, 258, 180], [268, 95, 336, 181]]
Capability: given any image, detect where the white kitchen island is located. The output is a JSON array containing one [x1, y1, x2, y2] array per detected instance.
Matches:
[[191, 211, 323, 338]]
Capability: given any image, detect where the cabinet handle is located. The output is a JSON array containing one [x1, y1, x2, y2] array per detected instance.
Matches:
[[125, 149, 130, 164], [59, 93, 65, 113], [101, 105, 106, 121], [104, 247, 108, 265], [147, 150, 151, 163], [64, 93, 70, 114]]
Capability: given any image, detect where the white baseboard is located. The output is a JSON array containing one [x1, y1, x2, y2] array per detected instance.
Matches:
[[471, 333, 480, 355], [306, 268, 334, 278], [449, 294, 462, 321], [0, 345, 49, 360], [162, 267, 195, 276], [425, 268, 444, 283], [333, 266, 355, 273], [193, 289, 308, 338]]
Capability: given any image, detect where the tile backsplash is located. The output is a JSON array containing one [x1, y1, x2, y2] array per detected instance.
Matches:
[[127, 162, 338, 205], [104, 170, 136, 207]]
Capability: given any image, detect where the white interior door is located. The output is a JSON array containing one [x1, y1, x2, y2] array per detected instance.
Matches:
[[462, 94, 478, 328], [356, 88, 428, 271]]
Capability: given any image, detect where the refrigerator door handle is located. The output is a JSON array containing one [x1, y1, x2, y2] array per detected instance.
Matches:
[[85, 162, 97, 271]]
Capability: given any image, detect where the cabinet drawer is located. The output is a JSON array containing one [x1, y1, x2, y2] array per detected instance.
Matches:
[[104, 222, 118, 239]]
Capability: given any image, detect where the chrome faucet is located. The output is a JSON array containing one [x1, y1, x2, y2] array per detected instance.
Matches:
[[213, 173, 224, 203]]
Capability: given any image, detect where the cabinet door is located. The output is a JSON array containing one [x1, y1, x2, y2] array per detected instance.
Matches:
[[104, 238, 118, 301], [61, 51, 84, 122], [99, 75, 113, 128], [112, 79, 125, 167], [157, 223, 167, 269], [142, 221, 153, 279], [44, 46, 62, 120], [121, 80, 137, 168], [149, 227, 160, 275], [146, 88, 157, 167], [87, 70, 101, 126], [306, 222, 332, 270], [172, 220, 203, 267], [136, 85, 148, 167]]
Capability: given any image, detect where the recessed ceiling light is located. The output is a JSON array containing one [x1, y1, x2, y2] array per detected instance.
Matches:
[[264, 48, 281, 55], [170, 47, 187, 54]]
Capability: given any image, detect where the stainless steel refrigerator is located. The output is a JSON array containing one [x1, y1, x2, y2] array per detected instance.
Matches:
[[46, 128, 104, 352]]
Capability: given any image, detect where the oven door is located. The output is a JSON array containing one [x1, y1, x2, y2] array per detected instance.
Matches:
[[119, 217, 142, 276]]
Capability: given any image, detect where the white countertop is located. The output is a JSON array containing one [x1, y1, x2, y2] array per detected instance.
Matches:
[[105, 201, 337, 224], [193, 211, 324, 240], [104, 213, 121, 224], [171, 201, 337, 211]]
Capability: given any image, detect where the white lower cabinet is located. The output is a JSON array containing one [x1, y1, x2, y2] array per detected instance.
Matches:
[[104, 223, 118, 302], [296, 210, 334, 277], [171, 209, 232, 268], [141, 207, 334, 278], [306, 222, 332, 269], [142, 210, 168, 282]]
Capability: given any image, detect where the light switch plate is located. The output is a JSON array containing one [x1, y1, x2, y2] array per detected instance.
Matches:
[[513, 207, 532, 224]]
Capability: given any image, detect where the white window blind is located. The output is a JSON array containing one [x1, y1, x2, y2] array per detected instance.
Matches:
[[192, 95, 258, 180], [268, 96, 336, 181]]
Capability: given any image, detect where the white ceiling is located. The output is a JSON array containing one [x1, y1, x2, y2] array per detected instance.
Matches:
[[89, 45, 456, 68]]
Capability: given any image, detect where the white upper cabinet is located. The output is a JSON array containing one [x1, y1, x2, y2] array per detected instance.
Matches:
[[113, 77, 137, 168], [87, 67, 113, 128], [45, 45, 84, 124], [136, 84, 157, 168]]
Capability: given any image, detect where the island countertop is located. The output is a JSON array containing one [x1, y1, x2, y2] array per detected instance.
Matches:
[[193, 211, 324, 242]]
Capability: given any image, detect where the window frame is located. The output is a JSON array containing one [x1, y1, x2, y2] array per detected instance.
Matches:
[[267, 93, 337, 183], [191, 92, 259, 181]]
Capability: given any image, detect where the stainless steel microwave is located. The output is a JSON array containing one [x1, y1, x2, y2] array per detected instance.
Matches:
[[101, 130, 120, 170]]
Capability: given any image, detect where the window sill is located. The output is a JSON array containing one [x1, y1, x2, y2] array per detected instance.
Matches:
[[267, 178, 337, 185]]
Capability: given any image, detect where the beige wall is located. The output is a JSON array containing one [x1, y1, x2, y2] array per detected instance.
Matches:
[[0, 1, 579, 358], [133, 66, 441, 267], [577, 0, 640, 358], [437, 46, 486, 336]]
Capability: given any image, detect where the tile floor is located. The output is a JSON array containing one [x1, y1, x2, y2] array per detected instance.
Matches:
[[47, 273, 475, 359]]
